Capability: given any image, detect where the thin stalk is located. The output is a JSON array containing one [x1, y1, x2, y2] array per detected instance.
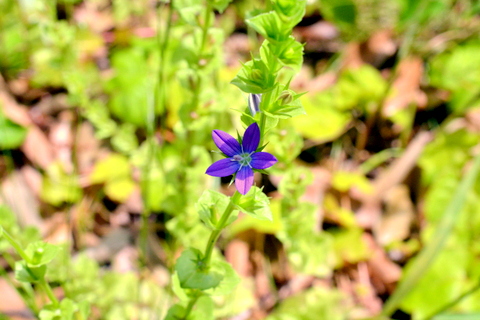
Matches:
[[158, 0, 174, 114], [178, 1, 213, 216], [182, 191, 240, 318], [425, 281, 480, 320], [38, 279, 59, 307], [203, 192, 239, 265], [382, 152, 480, 316], [2, 230, 30, 262], [258, 90, 273, 147], [182, 292, 201, 319], [259, 112, 267, 146]]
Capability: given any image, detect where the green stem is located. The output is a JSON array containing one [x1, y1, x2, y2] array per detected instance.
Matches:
[[182, 292, 201, 319], [425, 280, 480, 320], [2, 230, 30, 262], [38, 279, 60, 307], [259, 112, 267, 146], [203, 192, 240, 265], [382, 152, 480, 316], [199, 3, 213, 60], [158, 0, 174, 114], [182, 192, 241, 318], [258, 89, 274, 147]]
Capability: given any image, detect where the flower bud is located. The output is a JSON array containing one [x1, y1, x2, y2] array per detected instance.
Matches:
[[277, 90, 294, 105], [248, 93, 262, 116]]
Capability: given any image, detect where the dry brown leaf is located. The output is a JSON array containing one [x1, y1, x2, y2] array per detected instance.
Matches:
[[74, 2, 114, 33], [43, 213, 72, 244], [363, 233, 402, 294], [20, 165, 42, 197], [50, 111, 74, 173], [384, 57, 425, 117], [296, 21, 339, 42], [225, 239, 252, 277], [1, 170, 43, 232], [362, 30, 397, 67], [0, 76, 32, 127], [76, 122, 100, 174], [355, 131, 432, 228], [343, 42, 365, 69], [374, 185, 415, 245], [21, 126, 55, 169], [0, 278, 33, 320]]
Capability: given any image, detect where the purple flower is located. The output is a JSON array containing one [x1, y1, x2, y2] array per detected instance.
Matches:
[[206, 123, 277, 195]]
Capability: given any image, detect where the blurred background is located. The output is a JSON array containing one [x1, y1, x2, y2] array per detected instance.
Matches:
[[2, 0, 480, 319]]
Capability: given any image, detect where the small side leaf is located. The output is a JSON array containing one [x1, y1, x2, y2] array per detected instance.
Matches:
[[24, 241, 60, 267], [15, 261, 46, 283], [196, 190, 236, 230], [205, 260, 240, 296], [246, 11, 291, 43], [164, 304, 187, 320], [233, 186, 272, 221], [175, 248, 223, 290]]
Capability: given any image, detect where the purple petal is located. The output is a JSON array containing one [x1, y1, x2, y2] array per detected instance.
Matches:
[[212, 130, 241, 157], [206, 158, 240, 177], [242, 123, 260, 153], [242, 122, 260, 153], [235, 166, 254, 195], [250, 152, 277, 169]]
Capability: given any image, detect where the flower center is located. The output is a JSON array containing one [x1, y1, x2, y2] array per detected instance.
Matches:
[[232, 153, 252, 167]]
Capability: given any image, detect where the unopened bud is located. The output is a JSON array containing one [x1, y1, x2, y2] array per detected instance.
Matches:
[[277, 91, 293, 105], [248, 93, 262, 116], [251, 69, 263, 81]]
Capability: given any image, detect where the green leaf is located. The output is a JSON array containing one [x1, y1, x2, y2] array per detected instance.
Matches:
[[106, 46, 160, 127], [41, 162, 82, 206], [278, 167, 313, 201], [164, 304, 187, 320], [90, 154, 135, 202], [90, 154, 131, 183], [208, 0, 232, 13], [382, 153, 480, 316], [331, 171, 373, 194], [24, 241, 60, 267], [263, 85, 306, 119], [292, 95, 351, 142], [400, 248, 468, 319], [173, 0, 203, 25], [196, 190, 237, 230], [233, 186, 272, 221], [15, 261, 46, 283], [111, 123, 139, 154], [319, 0, 356, 29], [39, 298, 82, 320], [171, 272, 189, 302], [246, 11, 291, 44], [266, 287, 346, 320], [0, 226, 3, 238], [231, 59, 276, 94], [331, 228, 370, 267], [228, 198, 283, 236], [188, 295, 214, 320], [263, 37, 304, 71], [205, 260, 240, 296], [0, 113, 28, 150], [104, 178, 135, 202], [271, 0, 306, 27], [175, 248, 223, 290], [277, 202, 334, 276], [429, 42, 480, 113], [433, 314, 480, 320]]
